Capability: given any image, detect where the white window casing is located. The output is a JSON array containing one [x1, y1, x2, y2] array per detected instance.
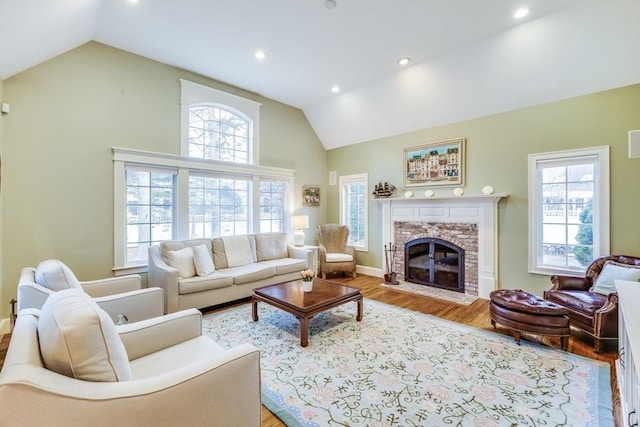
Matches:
[[339, 173, 368, 252]]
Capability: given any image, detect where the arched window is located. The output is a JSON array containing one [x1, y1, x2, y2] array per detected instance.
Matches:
[[188, 104, 251, 163]]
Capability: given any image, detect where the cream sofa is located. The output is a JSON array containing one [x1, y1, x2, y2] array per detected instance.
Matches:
[[148, 232, 311, 313], [0, 290, 261, 426]]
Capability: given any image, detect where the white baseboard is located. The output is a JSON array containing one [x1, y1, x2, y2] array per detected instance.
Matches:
[[356, 265, 383, 278], [0, 318, 11, 335]]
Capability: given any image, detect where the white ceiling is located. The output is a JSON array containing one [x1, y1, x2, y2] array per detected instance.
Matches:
[[1, 0, 639, 149]]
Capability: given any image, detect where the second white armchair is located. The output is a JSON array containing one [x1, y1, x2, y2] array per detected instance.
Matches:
[[17, 259, 165, 323]]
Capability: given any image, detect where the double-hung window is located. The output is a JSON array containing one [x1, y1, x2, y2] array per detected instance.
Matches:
[[528, 146, 609, 276], [339, 173, 368, 251]]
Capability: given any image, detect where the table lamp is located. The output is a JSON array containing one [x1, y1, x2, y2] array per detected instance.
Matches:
[[291, 215, 309, 246]]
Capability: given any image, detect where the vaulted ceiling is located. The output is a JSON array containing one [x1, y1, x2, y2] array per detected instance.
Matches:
[[1, 0, 638, 149]]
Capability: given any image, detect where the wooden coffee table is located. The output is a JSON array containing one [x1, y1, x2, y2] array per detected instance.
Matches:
[[252, 278, 363, 347]]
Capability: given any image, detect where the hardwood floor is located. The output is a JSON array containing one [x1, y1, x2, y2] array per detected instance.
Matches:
[[0, 274, 619, 426]]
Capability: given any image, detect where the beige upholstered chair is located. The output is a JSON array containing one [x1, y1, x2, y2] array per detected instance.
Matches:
[[18, 259, 164, 323], [316, 224, 357, 279], [0, 290, 261, 426]]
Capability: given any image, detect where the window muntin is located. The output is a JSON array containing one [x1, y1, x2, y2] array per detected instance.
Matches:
[[339, 173, 368, 251], [528, 147, 609, 276], [188, 105, 250, 163], [259, 180, 286, 233], [189, 174, 249, 238], [126, 168, 176, 264]]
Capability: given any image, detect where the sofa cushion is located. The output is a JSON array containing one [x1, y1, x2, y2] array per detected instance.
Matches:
[[167, 247, 196, 279], [221, 235, 254, 267], [592, 261, 640, 295], [193, 244, 215, 276], [259, 258, 308, 275], [34, 259, 82, 292], [38, 289, 132, 382], [255, 233, 288, 261], [178, 273, 234, 295], [218, 264, 276, 285]]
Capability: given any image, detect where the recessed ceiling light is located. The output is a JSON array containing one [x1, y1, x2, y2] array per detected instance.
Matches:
[[397, 57, 411, 66], [254, 50, 266, 60], [331, 86, 340, 94], [324, 0, 337, 10], [514, 8, 529, 19]]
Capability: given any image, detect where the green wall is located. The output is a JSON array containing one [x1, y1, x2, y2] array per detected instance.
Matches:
[[327, 84, 640, 296], [0, 42, 327, 323]]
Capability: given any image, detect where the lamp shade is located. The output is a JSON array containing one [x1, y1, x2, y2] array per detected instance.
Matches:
[[291, 215, 309, 230]]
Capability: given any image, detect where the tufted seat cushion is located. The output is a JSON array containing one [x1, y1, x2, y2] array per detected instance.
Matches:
[[490, 289, 570, 350], [490, 289, 569, 316]]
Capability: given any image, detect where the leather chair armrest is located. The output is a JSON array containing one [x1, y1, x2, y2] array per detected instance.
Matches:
[[593, 292, 619, 338], [549, 275, 592, 291], [80, 274, 142, 298]]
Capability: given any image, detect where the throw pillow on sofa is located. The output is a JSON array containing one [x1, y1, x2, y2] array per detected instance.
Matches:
[[38, 289, 132, 382], [591, 260, 640, 295], [167, 247, 196, 279], [193, 244, 215, 276], [255, 233, 288, 262]]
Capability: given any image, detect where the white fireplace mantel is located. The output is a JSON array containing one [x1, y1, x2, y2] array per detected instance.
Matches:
[[376, 194, 507, 299]]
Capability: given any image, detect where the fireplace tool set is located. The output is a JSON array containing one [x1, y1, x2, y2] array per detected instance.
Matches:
[[384, 243, 399, 285]]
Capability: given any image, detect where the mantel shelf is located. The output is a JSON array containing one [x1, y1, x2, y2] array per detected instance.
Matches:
[[373, 193, 508, 203]]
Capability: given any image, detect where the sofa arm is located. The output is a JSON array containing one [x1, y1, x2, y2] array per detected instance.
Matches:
[[0, 343, 261, 427], [118, 308, 203, 360], [80, 274, 142, 298], [288, 245, 312, 268], [549, 275, 592, 291], [148, 245, 180, 313], [94, 288, 165, 324]]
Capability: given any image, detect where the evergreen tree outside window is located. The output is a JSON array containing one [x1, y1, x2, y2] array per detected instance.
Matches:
[[189, 105, 250, 163], [260, 180, 286, 233]]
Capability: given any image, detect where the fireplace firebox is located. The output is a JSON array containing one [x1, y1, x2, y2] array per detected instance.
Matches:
[[404, 237, 465, 293]]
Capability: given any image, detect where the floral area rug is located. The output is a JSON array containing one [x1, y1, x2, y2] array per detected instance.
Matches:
[[202, 299, 613, 427]]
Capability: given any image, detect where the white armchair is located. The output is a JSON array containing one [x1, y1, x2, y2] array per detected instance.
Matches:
[[0, 290, 262, 427], [17, 259, 165, 323]]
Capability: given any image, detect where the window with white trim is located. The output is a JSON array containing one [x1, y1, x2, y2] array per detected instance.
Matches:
[[188, 174, 250, 238], [260, 180, 286, 233], [125, 167, 176, 265], [339, 173, 368, 251], [528, 146, 609, 276], [188, 105, 250, 163]]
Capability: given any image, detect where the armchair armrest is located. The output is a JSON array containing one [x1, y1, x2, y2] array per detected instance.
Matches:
[[80, 274, 142, 298], [549, 275, 592, 291], [345, 245, 356, 258], [17, 281, 54, 312], [94, 287, 165, 324], [118, 308, 203, 360]]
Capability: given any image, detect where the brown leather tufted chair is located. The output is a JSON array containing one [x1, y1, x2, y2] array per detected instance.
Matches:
[[544, 255, 640, 353]]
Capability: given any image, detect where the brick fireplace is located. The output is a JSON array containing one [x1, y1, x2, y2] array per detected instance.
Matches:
[[377, 194, 506, 299]]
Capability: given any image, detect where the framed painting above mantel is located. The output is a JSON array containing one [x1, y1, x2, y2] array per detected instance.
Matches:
[[403, 137, 465, 188]]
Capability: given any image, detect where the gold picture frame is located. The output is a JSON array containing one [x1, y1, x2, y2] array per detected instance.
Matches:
[[403, 137, 465, 188], [302, 186, 320, 206]]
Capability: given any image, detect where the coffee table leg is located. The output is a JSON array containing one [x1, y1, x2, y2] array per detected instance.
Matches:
[[513, 330, 521, 345], [356, 296, 363, 321], [300, 317, 309, 347], [251, 297, 258, 321], [300, 316, 309, 347]]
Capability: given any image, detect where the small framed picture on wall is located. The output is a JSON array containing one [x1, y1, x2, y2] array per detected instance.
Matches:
[[302, 186, 320, 206]]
